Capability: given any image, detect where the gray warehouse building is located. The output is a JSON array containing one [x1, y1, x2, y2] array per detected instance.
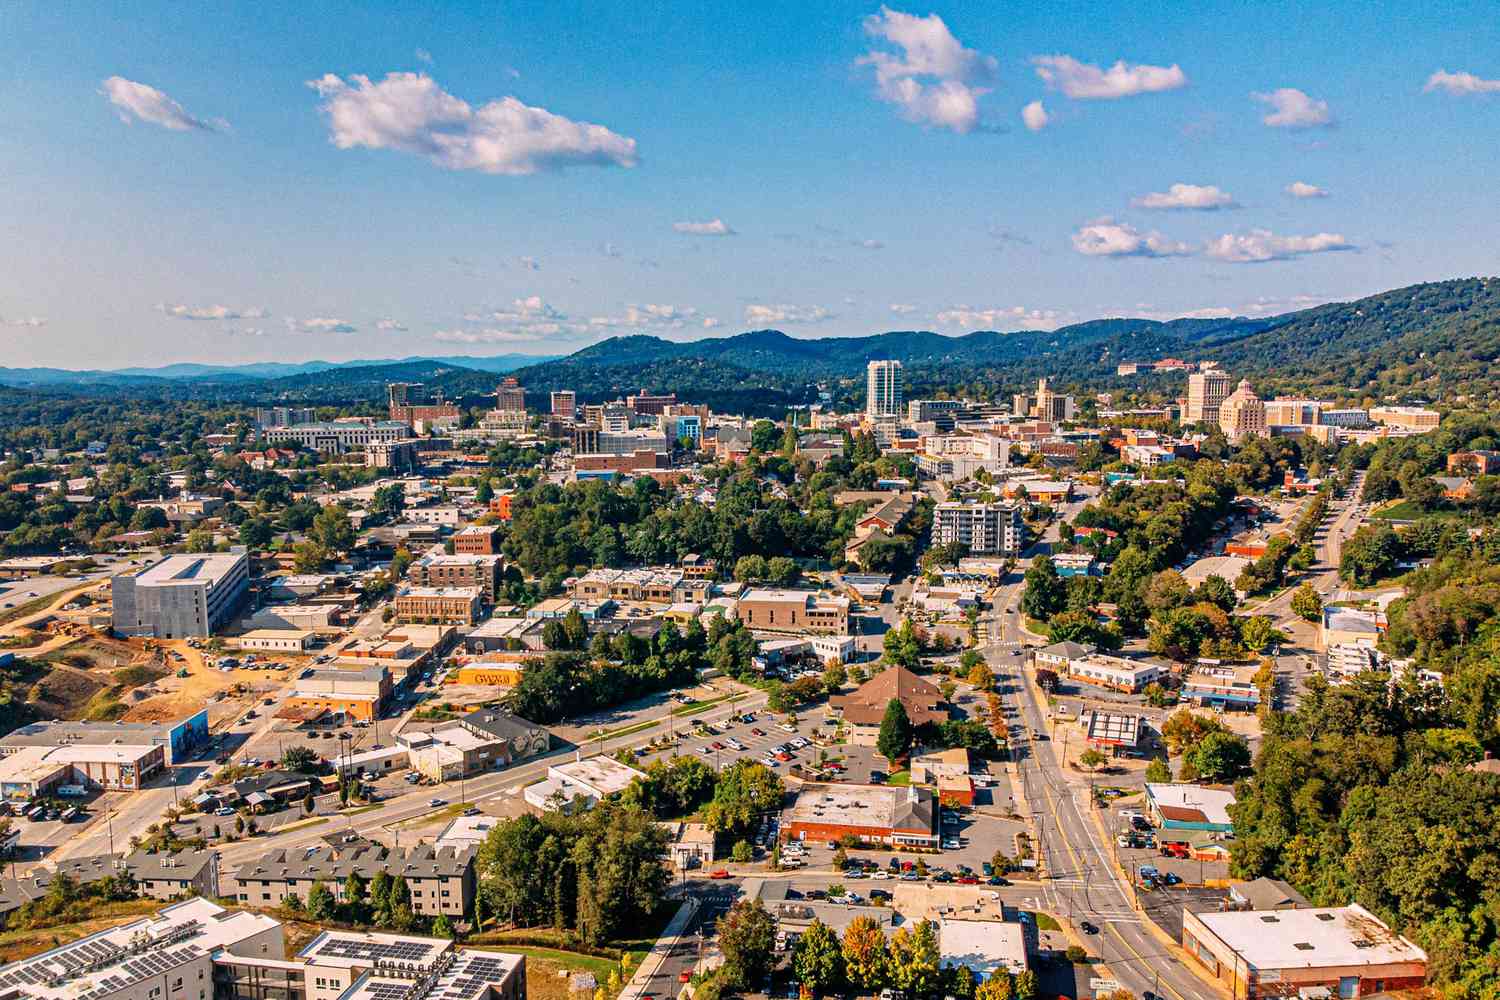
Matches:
[[112, 550, 250, 638]]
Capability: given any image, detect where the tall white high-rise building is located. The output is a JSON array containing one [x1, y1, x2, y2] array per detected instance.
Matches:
[[866, 360, 903, 419]]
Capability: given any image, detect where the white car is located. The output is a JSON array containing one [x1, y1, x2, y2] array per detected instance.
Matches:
[[871, 870, 891, 880]]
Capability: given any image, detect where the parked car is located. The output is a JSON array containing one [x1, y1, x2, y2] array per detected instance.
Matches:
[[708, 870, 731, 880]]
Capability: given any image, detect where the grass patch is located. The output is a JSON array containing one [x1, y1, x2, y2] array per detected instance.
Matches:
[[672, 691, 742, 717], [0, 592, 67, 629], [340, 802, 386, 817], [81, 688, 128, 721], [110, 664, 170, 687], [1030, 911, 1061, 931], [599, 717, 662, 741], [885, 770, 912, 786], [275, 816, 330, 834], [0, 899, 163, 963]]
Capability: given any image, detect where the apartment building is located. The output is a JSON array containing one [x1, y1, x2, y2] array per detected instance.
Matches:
[[736, 589, 850, 634], [1264, 398, 1328, 427], [1013, 379, 1075, 422], [1185, 369, 1234, 425], [452, 525, 500, 555], [550, 390, 577, 420], [111, 551, 250, 639], [0, 898, 285, 1000], [393, 587, 482, 625], [866, 360, 903, 419], [408, 551, 503, 600], [264, 420, 411, 453], [1369, 405, 1440, 431], [230, 843, 475, 919], [932, 501, 1025, 556], [255, 406, 317, 427]]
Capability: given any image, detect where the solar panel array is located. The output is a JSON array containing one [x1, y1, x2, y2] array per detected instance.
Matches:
[[361, 981, 414, 1000], [316, 938, 437, 964], [431, 955, 512, 1000]]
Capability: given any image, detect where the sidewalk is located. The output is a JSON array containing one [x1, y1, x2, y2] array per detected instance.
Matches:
[[619, 897, 700, 1000]]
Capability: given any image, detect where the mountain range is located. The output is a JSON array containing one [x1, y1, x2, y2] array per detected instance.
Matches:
[[2, 277, 1496, 411]]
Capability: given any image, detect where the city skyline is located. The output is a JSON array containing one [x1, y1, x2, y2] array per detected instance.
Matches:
[[3, 1, 1500, 367]]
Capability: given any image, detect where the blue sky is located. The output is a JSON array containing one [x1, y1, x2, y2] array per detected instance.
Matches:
[[2, 1, 1499, 368]]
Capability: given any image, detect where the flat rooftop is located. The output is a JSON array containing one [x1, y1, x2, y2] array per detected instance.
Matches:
[[0, 716, 192, 750], [1193, 904, 1426, 970], [549, 756, 645, 796], [298, 929, 448, 970], [131, 552, 244, 588], [786, 782, 932, 833]]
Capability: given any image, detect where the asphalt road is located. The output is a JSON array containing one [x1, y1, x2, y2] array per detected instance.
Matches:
[[987, 551, 1214, 1000]]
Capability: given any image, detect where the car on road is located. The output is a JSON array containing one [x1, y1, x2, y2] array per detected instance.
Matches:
[[708, 870, 731, 879], [679, 971, 692, 983], [899, 872, 921, 881], [463, 807, 481, 816], [1080, 921, 1099, 935], [429, 798, 446, 807]]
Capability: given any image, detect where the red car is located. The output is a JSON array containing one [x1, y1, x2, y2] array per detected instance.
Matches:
[[751, 728, 765, 736], [679, 971, 692, 983], [712, 742, 726, 750], [709, 870, 731, 879], [957, 875, 980, 885], [776, 752, 793, 762]]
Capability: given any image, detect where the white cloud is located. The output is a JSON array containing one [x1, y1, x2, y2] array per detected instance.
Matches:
[[935, 305, 1060, 330], [1031, 55, 1186, 99], [306, 72, 637, 175], [1424, 69, 1500, 95], [1021, 100, 1049, 131], [414, 48, 434, 65], [1253, 88, 1333, 128], [1071, 219, 1193, 257], [858, 6, 998, 133], [157, 303, 269, 321], [1132, 183, 1237, 211], [854, 238, 885, 249], [101, 76, 222, 131], [672, 219, 735, 236], [375, 318, 409, 331], [287, 317, 358, 333], [1124, 293, 1331, 321], [889, 303, 918, 315], [744, 304, 836, 325], [1, 316, 47, 328], [434, 328, 546, 344], [458, 296, 717, 340], [1202, 229, 1353, 263], [1285, 181, 1329, 199]]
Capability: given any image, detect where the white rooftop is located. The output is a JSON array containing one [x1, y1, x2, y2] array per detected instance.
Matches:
[[939, 917, 1027, 978], [1194, 904, 1426, 971], [1146, 783, 1236, 826], [133, 552, 244, 588]]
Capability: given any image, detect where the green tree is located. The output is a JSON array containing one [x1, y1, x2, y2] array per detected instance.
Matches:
[[1078, 748, 1106, 771], [281, 745, 318, 772], [716, 899, 776, 987], [822, 659, 847, 694], [793, 918, 845, 996], [311, 505, 356, 553], [1021, 557, 1066, 621], [976, 975, 1014, 1000], [887, 919, 941, 996], [1291, 583, 1323, 622], [292, 539, 329, 573], [1145, 757, 1172, 783], [185, 528, 215, 553], [1194, 574, 1238, 613], [432, 913, 453, 939], [876, 698, 912, 765], [1013, 969, 1038, 1000], [307, 880, 335, 921], [731, 839, 753, 863], [883, 620, 922, 668], [1190, 730, 1251, 782], [1340, 525, 1402, 586], [342, 871, 368, 921], [704, 761, 785, 836], [1239, 615, 1281, 654], [369, 870, 393, 922]]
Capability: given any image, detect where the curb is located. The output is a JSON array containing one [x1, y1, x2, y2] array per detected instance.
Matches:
[[619, 897, 700, 1000]]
